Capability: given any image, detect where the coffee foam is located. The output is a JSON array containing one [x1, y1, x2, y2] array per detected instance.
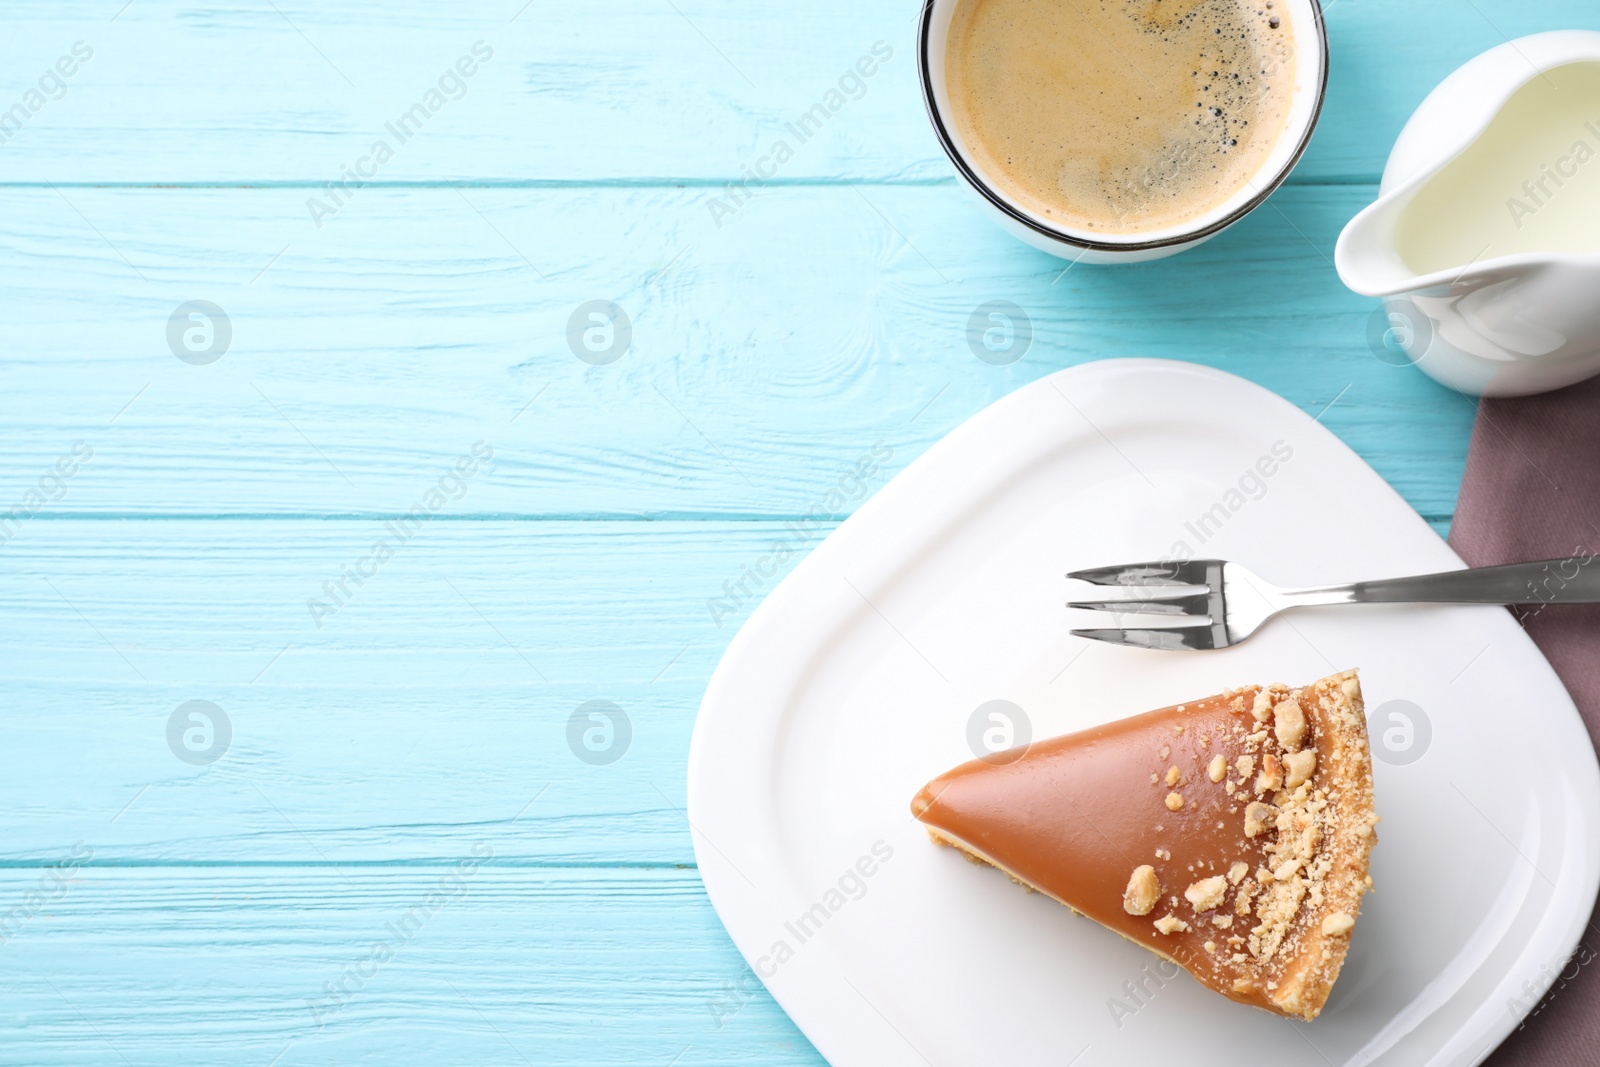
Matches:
[[945, 0, 1296, 235]]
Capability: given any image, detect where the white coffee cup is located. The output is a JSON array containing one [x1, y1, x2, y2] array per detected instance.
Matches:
[[917, 0, 1330, 264]]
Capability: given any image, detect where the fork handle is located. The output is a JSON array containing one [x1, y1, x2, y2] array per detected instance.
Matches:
[[1296, 557, 1600, 606]]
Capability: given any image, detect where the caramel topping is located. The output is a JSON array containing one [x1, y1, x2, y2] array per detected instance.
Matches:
[[911, 671, 1379, 1020]]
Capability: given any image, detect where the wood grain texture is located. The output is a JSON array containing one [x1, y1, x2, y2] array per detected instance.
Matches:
[[0, 0, 1509, 1061], [0, 1, 1593, 184], [0, 184, 1469, 520], [0, 867, 825, 1066], [0, 520, 806, 865]]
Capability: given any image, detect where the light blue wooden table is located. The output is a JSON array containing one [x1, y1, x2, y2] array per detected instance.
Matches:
[[1, 2, 1591, 1063]]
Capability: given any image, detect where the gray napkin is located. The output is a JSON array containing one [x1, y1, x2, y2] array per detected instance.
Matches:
[[1448, 375, 1600, 1065]]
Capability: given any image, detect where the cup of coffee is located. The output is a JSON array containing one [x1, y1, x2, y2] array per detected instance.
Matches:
[[918, 0, 1328, 263]]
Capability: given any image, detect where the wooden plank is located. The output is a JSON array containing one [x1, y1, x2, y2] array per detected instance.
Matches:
[[0, 866, 825, 1066], [6, 0, 1593, 183], [0, 1, 1591, 185], [0, 4, 1492, 1065], [0, 183, 1469, 522], [0, 520, 810, 865], [2, 504, 1469, 866]]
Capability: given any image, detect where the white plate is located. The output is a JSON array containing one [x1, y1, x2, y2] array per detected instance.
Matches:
[[688, 359, 1600, 1067]]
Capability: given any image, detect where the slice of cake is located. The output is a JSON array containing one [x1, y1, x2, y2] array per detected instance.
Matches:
[[911, 669, 1378, 1020]]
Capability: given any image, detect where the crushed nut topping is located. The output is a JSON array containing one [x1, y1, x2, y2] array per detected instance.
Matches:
[[1284, 750, 1317, 789], [1273, 698, 1307, 751], [1255, 753, 1283, 793], [1166, 765, 1181, 787], [1185, 875, 1228, 912], [1227, 861, 1250, 885], [1251, 689, 1274, 722], [1236, 754, 1254, 780], [1232, 671, 1377, 1004], [1123, 865, 1161, 916], [1244, 802, 1275, 838], [1234, 881, 1257, 915], [1208, 754, 1227, 783], [1322, 912, 1356, 937], [1154, 915, 1190, 935], [1165, 792, 1185, 811]]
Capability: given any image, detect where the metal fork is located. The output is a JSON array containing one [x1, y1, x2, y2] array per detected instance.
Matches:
[[1066, 557, 1600, 651]]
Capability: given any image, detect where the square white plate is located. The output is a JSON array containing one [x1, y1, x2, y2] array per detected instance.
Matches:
[[688, 359, 1600, 1067]]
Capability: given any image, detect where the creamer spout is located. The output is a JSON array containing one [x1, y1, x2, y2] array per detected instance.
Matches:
[[1335, 191, 1428, 298]]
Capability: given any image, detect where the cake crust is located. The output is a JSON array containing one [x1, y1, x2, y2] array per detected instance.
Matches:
[[1259, 670, 1378, 1018]]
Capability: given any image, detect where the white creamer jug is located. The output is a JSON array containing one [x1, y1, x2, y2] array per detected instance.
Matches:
[[1336, 31, 1600, 397]]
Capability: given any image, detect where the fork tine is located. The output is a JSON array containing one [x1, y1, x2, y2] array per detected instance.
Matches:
[[1067, 592, 1212, 616], [1067, 560, 1218, 587], [1063, 584, 1200, 602], [1071, 625, 1220, 651]]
